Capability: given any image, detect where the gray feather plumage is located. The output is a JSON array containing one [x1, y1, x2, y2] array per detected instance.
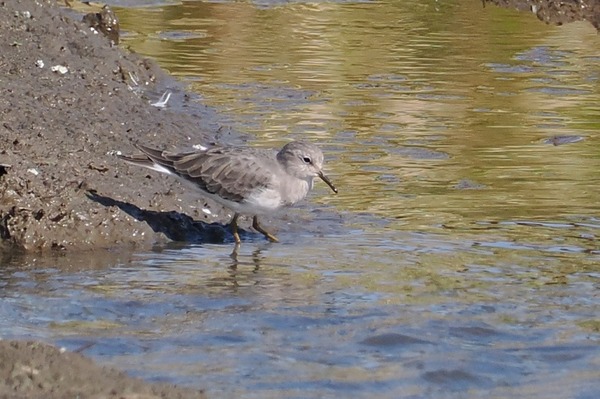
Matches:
[[124, 145, 277, 203], [118, 141, 337, 213]]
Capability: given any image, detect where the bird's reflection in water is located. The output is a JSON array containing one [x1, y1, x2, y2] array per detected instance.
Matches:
[[148, 241, 270, 291], [201, 244, 269, 291], [228, 244, 264, 273]]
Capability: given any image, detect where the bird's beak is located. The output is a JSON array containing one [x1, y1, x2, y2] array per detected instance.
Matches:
[[318, 171, 338, 193]]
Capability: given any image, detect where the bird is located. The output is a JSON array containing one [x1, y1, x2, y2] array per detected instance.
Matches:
[[117, 141, 338, 244]]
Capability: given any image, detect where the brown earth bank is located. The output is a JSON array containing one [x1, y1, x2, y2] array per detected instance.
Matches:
[[485, 0, 600, 29], [0, 340, 206, 399], [0, 0, 245, 255]]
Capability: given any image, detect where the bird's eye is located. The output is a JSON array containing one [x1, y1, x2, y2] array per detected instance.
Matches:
[[302, 157, 311, 164]]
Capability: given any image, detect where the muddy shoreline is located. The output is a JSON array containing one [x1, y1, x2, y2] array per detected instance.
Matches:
[[0, 0, 240, 254], [485, 0, 600, 30], [0, 340, 207, 399]]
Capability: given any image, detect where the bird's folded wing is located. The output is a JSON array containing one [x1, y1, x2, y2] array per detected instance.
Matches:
[[171, 149, 275, 203]]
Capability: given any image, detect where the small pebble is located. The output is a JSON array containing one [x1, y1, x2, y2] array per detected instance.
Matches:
[[51, 65, 69, 74]]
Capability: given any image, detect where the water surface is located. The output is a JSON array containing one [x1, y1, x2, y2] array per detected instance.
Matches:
[[2, 0, 600, 398]]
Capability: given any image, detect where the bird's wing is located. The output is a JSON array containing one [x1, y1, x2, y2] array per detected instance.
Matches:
[[147, 146, 277, 203]]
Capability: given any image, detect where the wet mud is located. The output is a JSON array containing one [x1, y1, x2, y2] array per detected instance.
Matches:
[[485, 0, 600, 30], [0, 0, 239, 254], [0, 340, 206, 399]]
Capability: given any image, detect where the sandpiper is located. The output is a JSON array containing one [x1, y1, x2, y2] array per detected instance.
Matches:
[[118, 141, 337, 243]]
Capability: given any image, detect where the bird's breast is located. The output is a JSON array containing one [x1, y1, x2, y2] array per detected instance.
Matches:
[[280, 178, 311, 206]]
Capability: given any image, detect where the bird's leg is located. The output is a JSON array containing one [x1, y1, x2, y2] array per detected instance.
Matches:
[[229, 213, 241, 244], [252, 216, 279, 243]]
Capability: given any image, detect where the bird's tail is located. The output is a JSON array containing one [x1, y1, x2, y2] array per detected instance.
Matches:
[[117, 144, 177, 176]]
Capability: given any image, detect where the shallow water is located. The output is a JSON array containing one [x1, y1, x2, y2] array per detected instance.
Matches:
[[3, 0, 600, 397]]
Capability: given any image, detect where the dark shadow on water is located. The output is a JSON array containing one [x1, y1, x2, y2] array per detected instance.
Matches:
[[87, 190, 243, 244]]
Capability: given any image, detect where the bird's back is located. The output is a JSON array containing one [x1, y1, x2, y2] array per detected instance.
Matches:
[[126, 144, 280, 205]]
